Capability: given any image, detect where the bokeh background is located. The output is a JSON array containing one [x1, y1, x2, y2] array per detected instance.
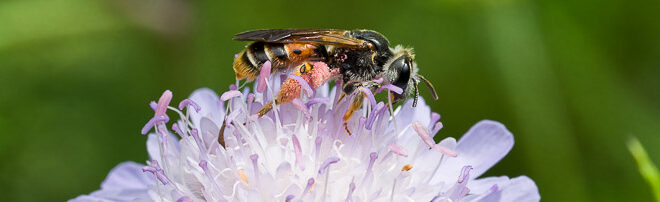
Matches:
[[1, 0, 659, 201]]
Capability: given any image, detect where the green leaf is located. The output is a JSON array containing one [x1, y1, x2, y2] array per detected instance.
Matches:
[[628, 137, 660, 201]]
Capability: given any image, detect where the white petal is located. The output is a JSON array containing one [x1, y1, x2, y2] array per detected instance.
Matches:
[[430, 120, 513, 184], [70, 189, 152, 202], [468, 176, 510, 194], [456, 120, 513, 177], [393, 97, 431, 130], [188, 88, 225, 127], [146, 133, 179, 162], [70, 162, 154, 202], [100, 161, 153, 190], [475, 176, 540, 202], [200, 117, 220, 149]]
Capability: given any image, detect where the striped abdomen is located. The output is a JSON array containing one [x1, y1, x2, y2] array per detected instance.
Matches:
[[233, 42, 329, 81]]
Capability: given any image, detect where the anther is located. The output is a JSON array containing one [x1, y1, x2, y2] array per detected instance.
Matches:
[[220, 90, 242, 102], [149, 101, 157, 111], [375, 84, 403, 95], [301, 178, 315, 198], [237, 169, 248, 184], [401, 164, 413, 171], [285, 195, 295, 202], [176, 196, 193, 202], [388, 144, 408, 157], [178, 99, 201, 112], [318, 157, 340, 174]]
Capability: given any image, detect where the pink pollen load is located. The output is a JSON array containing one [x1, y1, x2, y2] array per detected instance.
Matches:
[[276, 62, 338, 103]]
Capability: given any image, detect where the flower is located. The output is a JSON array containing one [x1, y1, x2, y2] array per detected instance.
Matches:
[[72, 71, 539, 201]]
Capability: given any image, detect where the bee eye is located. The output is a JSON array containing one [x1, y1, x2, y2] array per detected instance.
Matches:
[[391, 57, 411, 94]]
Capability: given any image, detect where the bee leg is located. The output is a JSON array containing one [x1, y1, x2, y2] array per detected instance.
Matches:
[[258, 63, 312, 117], [342, 93, 365, 136], [336, 92, 347, 103], [297, 62, 313, 75], [342, 80, 380, 95], [257, 100, 280, 117]]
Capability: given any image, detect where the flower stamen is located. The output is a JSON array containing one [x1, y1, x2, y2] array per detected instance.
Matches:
[[237, 169, 248, 184]]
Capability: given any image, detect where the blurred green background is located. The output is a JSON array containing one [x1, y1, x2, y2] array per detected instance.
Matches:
[[0, 0, 659, 201]]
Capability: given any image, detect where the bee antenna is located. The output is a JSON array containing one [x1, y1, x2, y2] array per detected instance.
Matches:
[[412, 79, 419, 107], [417, 75, 438, 100]]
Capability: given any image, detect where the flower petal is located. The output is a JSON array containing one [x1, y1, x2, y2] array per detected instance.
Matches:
[[475, 176, 540, 202], [69, 189, 152, 202], [200, 117, 220, 150], [393, 97, 431, 130], [101, 161, 154, 190], [146, 133, 179, 162], [430, 120, 513, 184], [468, 176, 510, 194], [188, 88, 224, 127], [456, 120, 513, 178]]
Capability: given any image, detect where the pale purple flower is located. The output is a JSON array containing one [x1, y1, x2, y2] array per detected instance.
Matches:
[[72, 74, 539, 201]]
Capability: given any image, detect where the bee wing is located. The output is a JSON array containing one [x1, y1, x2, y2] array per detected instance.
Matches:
[[234, 29, 370, 48]]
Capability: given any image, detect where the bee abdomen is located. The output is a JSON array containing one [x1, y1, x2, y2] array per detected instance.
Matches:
[[265, 43, 289, 61], [233, 42, 329, 81], [233, 49, 260, 81], [233, 42, 275, 81]]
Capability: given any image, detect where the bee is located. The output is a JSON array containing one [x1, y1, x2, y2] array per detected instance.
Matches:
[[232, 29, 438, 122]]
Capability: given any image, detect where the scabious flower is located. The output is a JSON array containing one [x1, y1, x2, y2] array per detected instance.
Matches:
[[72, 66, 539, 201]]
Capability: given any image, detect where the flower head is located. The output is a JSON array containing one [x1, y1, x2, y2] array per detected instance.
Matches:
[[73, 70, 539, 201]]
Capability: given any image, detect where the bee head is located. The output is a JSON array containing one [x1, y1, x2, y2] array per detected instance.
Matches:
[[384, 46, 438, 107]]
